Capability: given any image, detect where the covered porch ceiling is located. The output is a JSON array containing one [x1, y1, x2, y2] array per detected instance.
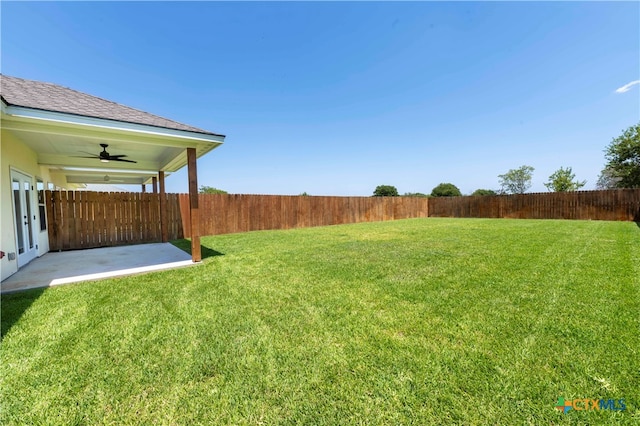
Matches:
[[1, 104, 224, 186]]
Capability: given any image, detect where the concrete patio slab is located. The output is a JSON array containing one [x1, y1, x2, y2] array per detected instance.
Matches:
[[1, 243, 194, 294]]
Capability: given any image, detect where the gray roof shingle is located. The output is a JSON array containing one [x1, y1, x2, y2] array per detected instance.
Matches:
[[0, 75, 223, 137]]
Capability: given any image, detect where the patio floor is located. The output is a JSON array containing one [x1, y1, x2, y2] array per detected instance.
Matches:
[[1, 243, 194, 294]]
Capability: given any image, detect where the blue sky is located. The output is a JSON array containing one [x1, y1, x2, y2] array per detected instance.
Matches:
[[2, 1, 639, 195]]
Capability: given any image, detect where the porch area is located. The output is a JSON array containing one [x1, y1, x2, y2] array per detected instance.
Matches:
[[0, 243, 194, 294], [1, 75, 227, 283]]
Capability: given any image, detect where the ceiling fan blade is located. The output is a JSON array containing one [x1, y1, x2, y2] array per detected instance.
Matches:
[[73, 145, 137, 163]]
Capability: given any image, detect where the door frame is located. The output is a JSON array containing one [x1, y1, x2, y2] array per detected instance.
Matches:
[[10, 168, 39, 268]]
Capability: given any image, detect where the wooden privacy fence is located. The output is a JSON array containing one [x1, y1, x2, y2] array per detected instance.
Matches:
[[46, 189, 638, 251], [428, 189, 640, 221], [46, 192, 429, 250], [45, 191, 184, 251], [181, 194, 429, 237]]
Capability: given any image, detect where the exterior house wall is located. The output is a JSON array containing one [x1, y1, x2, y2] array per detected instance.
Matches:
[[1, 130, 67, 281]]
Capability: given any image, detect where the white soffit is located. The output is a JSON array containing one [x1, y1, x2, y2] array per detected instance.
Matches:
[[1, 103, 224, 183]]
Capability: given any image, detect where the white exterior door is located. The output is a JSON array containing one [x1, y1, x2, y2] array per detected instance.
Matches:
[[11, 170, 38, 267]]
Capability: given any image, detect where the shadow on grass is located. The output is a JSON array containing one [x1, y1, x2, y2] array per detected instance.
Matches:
[[170, 239, 224, 260], [1, 287, 46, 341]]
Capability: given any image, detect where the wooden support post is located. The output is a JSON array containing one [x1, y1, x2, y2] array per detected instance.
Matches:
[[159, 171, 168, 243], [187, 148, 201, 262], [152, 177, 158, 194]]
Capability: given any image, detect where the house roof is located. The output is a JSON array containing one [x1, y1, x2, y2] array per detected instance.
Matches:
[[1, 74, 225, 186], [0, 74, 223, 137]]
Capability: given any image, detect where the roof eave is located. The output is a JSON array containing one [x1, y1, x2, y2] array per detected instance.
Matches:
[[2, 104, 226, 145], [2, 104, 224, 185]]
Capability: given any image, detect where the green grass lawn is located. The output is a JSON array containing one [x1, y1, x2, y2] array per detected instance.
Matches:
[[2, 218, 638, 424]]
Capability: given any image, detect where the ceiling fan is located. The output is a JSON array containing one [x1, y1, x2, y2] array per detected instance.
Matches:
[[103, 175, 125, 182], [77, 143, 137, 163]]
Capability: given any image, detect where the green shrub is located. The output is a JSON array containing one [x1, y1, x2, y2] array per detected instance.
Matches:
[[199, 185, 228, 194], [471, 189, 497, 196], [373, 185, 399, 197], [430, 183, 462, 197]]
